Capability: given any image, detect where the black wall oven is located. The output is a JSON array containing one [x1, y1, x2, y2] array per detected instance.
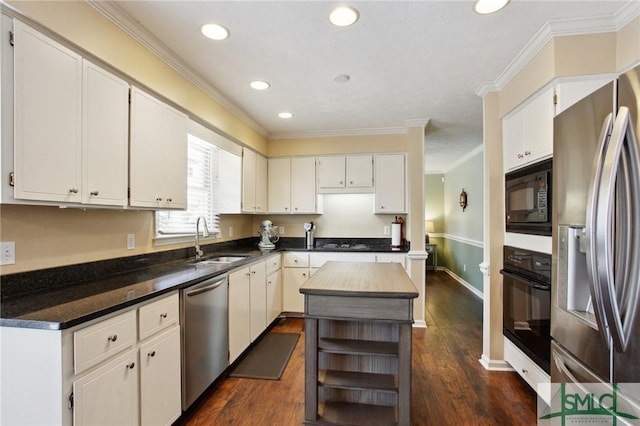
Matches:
[[501, 246, 551, 373], [505, 158, 552, 235]]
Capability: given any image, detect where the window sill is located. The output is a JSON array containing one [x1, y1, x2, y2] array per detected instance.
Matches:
[[154, 233, 221, 247]]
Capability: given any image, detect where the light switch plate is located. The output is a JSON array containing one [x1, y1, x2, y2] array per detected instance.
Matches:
[[127, 234, 135, 250], [1, 241, 15, 265]]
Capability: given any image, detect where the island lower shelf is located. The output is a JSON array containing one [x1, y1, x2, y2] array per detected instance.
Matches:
[[300, 261, 418, 426]]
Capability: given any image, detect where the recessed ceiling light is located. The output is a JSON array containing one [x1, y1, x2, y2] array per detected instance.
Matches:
[[201, 23, 229, 40], [250, 80, 270, 90], [329, 6, 359, 27], [473, 0, 510, 15], [334, 74, 351, 83], [278, 112, 293, 119]]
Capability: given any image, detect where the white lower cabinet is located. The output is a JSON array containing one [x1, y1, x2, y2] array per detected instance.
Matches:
[[266, 255, 283, 324], [229, 266, 251, 363], [249, 261, 267, 342], [282, 252, 310, 313], [504, 337, 550, 405]]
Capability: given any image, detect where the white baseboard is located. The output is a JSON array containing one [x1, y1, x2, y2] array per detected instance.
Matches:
[[479, 354, 513, 371], [439, 268, 484, 300], [412, 319, 427, 328]]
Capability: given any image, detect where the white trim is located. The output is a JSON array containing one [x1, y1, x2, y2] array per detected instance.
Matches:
[[405, 118, 429, 129], [442, 268, 484, 300], [443, 234, 484, 248], [412, 320, 427, 328], [270, 126, 409, 139], [407, 250, 428, 260], [87, 1, 268, 138], [479, 354, 514, 372], [476, 2, 640, 97], [443, 145, 484, 173]]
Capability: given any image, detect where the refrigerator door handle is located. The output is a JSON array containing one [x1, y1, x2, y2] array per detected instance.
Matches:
[[585, 112, 614, 346], [592, 107, 640, 352]]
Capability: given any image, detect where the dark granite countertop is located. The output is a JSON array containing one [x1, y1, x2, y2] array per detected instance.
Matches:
[[0, 237, 408, 330]]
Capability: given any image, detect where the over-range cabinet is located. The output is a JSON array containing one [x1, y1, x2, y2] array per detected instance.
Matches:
[[552, 65, 640, 408]]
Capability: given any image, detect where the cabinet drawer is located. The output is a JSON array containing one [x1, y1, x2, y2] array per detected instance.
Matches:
[[283, 252, 309, 268], [74, 311, 136, 374], [504, 337, 550, 404], [139, 292, 179, 341], [309, 253, 376, 268], [266, 254, 282, 275]]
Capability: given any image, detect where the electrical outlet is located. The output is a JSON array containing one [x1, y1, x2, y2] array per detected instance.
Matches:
[[1, 241, 15, 265], [279, 226, 285, 235], [384, 226, 390, 235], [127, 234, 135, 250], [229, 226, 234, 237]]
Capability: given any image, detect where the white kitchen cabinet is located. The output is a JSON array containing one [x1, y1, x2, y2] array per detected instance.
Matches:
[[266, 255, 283, 325], [242, 148, 268, 213], [10, 20, 129, 207], [374, 153, 406, 213], [13, 20, 82, 203], [249, 261, 267, 342], [130, 87, 187, 209], [554, 76, 612, 116], [376, 253, 407, 269], [503, 86, 554, 171], [317, 155, 373, 193], [229, 266, 252, 363], [139, 326, 182, 426], [282, 252, 310, 313], [73, 349, 139, 426], [268, 157, 317, 213], [309, 252, 376, 268]]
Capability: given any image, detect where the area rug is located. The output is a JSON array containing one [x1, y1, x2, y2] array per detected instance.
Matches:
[[229, 332, 300, 380]]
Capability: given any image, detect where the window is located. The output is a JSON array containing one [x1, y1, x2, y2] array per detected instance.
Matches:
[[156, 134, 221, 237]]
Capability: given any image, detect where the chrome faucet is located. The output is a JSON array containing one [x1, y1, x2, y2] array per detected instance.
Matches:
[[195, 216, 209, 261]]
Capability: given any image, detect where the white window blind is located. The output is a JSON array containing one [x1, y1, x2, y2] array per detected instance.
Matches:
[[156, 134, 220, 235]]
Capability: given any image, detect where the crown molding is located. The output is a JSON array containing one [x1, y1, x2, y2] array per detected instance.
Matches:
[[86, 0, 269, 138], [269, 126, 410, 140], [475, 2, 640, 97], [443, 144, 484, 173]]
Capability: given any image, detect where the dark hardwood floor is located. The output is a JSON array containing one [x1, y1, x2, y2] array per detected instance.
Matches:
[[176, 271, 538, 425]]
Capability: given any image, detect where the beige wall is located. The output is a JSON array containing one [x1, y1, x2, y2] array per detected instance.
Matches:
[[268, 133, 409, 157], [618, 15, 640, 71]]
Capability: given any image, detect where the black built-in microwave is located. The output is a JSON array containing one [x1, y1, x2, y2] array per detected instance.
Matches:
[[505, 158, 552, 236]]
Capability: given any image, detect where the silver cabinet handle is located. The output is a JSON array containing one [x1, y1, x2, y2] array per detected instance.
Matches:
[[69, 187, 79, 194], [148, 351, 156, 358], [126, 362, 135, 369], [90, 190, 99, 196], [107, 334, 118, 342]]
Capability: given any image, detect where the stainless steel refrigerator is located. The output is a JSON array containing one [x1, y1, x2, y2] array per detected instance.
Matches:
[[552, 65, 640, 401]]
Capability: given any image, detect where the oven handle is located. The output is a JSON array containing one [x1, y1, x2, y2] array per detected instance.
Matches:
[[499, 269, 550, 291]]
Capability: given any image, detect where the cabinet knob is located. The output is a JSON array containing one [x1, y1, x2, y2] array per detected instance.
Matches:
[[285, 207, 288, 211], [524, 151, 531, 156], [246, 273, 251, 277], [160, 312, 168, 319], [107, 334, 118, 342], [294, 259, 298, 263], [302, 273, 307, 277], [267, 281, 272, 285], [148, 351, 156, 358], [517, 153, 524, 159], [521, 368, 528, 374], [349, 181, 354, 184], [167, 198, 172, 202], [69, 187, 79, 194], [339, 181, 343, 185], [380, 206, 385, 209], [252, 271, 256, 275], [294, 207, 298, 211], [90, 190, 99, 196], [156, 197, 163, 202], [126, 362, 136, 370]]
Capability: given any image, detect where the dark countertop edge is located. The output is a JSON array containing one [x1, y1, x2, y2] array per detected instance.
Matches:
[[0, 237, 410, 330], [299, 288, 419, 298]]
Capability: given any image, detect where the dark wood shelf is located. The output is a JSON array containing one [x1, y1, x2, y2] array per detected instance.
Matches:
[[319, 369, 398, 393], [318, 338, 398, 357], [303, 401, 396, 426]]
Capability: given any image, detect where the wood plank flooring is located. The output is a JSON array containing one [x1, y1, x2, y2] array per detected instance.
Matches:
[[176, 271, 538, 425]]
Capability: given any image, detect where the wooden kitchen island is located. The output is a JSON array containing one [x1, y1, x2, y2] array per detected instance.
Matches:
[[300, 261, 418, 426]]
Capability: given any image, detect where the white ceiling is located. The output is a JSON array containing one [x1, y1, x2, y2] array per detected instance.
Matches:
[[91, 0, 633, 172]]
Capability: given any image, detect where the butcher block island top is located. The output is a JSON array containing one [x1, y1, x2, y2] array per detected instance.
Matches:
[[300, 261, 418, 426]]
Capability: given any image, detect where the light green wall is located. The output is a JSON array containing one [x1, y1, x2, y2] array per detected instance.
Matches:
[[436, 149, 484, 292]]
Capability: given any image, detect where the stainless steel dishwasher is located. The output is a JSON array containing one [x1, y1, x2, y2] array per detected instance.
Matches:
[[180, 274, 229, 410]]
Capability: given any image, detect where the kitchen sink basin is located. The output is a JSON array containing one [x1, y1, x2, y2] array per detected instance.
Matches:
[[188, 254, 249, 267]]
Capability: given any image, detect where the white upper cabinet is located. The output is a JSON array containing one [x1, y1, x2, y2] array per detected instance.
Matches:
[[554, 76, 613, 116], [13, 20, 83, 203], [130, 87, 187, 209], [317, 155, 373, 193], [374, 153, 406, 214], [268, 157, 317, 213], [503, 86, 554, 171], [82, 61, 129, 207], [242, 148, 268, 213]]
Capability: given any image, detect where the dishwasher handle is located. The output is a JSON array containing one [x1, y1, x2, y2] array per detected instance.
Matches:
[[185, 277, 227, 297]]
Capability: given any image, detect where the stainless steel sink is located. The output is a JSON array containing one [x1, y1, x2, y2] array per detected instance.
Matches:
[[189, 254, 249, 266]]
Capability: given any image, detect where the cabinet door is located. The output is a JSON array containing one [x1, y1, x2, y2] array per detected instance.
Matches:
[[268, 158, 291, 213], [283, 268, 309, 313], [346, 155, 373, 188], [524, 86, 554, 163], [139, 326, 182, 426], [375, 154, 406, 213], [160, 105, 188, 209], [242, 148, 256, 213], [318, 156, 346, 189], [229, 267, 251, 363], [73, 350, 138, 426], [266, 270, 282, 324], [255, 153, 268, 213], [13, 21, 82, 203], [502, 108, 527, 171], [249, 261, 267, 342], [82, 60, 129, 207], [291, 157, 317, 213]]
